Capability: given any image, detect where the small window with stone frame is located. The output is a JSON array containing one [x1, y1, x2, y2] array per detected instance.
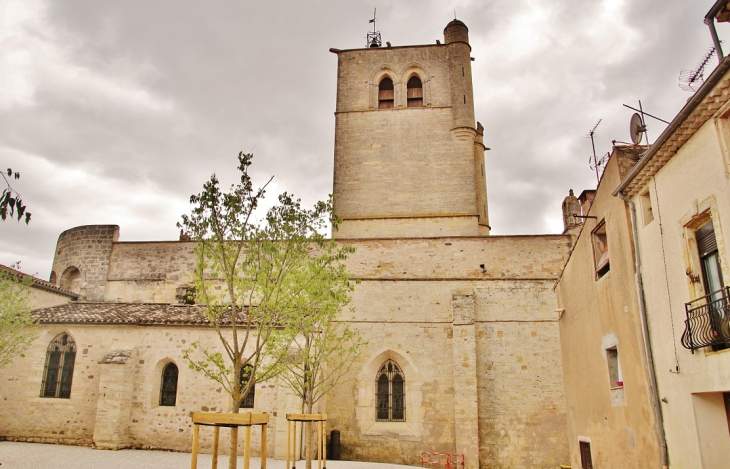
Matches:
[[376, 359, 405, 421], [240, 364, 255, 408], [159, 362, 179, 406], [606, 346, 623, 388], [592, 220, 610, 279], [176, 286, 197, 305]]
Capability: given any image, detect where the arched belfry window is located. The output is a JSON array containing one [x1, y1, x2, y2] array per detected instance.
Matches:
[[41, 333, 76, 398], [159, 362, 179, 406], [240, 364, 255, 408], [378, 77, 395, 109], [376, 359, 405, 421], [407, 76, 423, 107]]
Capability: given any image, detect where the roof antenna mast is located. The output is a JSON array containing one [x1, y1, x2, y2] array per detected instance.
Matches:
[[587, 119, 603, 183], [367, 8, 382, 48]]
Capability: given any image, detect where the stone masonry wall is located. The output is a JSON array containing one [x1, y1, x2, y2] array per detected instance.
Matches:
[[0, 325, 284, 456], [51, 225, 119, 301], [333, 40, 483, 239]]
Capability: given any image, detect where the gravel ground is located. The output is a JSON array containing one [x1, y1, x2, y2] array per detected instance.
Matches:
[[0, 442, 418, 469]]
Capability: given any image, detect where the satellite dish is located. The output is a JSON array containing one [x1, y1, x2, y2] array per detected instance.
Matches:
[[630, 113, 645, 145]]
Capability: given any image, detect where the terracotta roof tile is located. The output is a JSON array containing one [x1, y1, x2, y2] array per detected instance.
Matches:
[[32, 302, 250, 326], [0, 263, 78, 299]]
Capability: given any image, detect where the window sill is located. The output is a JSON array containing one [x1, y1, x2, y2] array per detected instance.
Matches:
[[361, 421, 419, 441]]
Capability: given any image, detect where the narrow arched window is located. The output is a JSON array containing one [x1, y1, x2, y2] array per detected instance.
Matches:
[[41, 333, 76, 398], [407, 76, 423, 108], [159, 363, 179, 406], [240, 364, 255, 408], [378, 77, 395, 109], [376, 359, 405, 421]]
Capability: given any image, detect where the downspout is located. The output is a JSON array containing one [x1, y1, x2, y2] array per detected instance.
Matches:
[[705, 0, 727, 62], [616, 191, 669, 469], [705, 16, 725, 63]]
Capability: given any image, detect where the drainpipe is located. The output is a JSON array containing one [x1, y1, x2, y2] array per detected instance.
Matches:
[[706, 16, 725, 63], [616, 191, 669, 469], [705, 0, 727, 62]]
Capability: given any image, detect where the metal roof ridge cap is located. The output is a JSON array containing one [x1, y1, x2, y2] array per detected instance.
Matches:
[[613, 56, 730, 197]]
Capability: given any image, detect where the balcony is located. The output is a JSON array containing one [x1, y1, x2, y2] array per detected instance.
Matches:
[[681, 287, 730, 352]]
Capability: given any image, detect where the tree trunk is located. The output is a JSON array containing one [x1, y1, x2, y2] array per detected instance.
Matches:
[[229, 403, 240, 469], [305, 395, 314, 469]]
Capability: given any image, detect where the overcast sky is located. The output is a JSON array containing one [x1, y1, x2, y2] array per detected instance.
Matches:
[[2, 0, 728, 279]]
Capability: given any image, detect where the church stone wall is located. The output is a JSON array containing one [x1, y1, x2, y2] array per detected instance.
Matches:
[[324, 236, 570, 468], [104, 241, 197, 303], [333, 35, 484, 239], [474, 282, 568, 468], [0, 324, 283, 456], [51, 225, 119, 301]]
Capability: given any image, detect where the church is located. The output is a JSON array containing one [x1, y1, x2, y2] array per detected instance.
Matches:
[[0, 20, 572, 468]]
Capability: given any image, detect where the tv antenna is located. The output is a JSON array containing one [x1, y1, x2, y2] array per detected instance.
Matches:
[[679, 46, 717, 92], [587, 120, 604, 183], [622, 101, 669, 147], [367, 8, 382, 48]]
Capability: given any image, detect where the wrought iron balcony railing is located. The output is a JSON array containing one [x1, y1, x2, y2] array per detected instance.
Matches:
[[681, 287, 730, 352]]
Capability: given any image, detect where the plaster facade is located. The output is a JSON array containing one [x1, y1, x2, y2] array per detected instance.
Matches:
[[627, 65, 730, 468], [556, 54, 730, 468], [555, 148, 663, 468]]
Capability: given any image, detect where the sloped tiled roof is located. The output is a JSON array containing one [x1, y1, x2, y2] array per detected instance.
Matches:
[[32, 302, 250, 326], [0, 263, 78, 299]]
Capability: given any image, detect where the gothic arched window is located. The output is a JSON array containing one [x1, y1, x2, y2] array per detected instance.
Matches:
[[159, 362, 179, 406], [376, 359, 405, 421], [406, 76, 423, 108], [378, 77, 395, 109], [240, 364, 255, 408], [41, 333, 76, 398]]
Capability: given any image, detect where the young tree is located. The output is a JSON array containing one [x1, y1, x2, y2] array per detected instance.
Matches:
[[1, 168, 31, 224], [179, 152, 356, 469], [277, 307, 366, 469], [0, 266, 36, 368]]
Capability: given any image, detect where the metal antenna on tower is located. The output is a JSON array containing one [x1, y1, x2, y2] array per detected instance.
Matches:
[[367, 8, 382, 48], [587, 120, 604, 183]]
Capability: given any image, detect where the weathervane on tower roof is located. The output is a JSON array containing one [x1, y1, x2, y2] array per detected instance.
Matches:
[[367, 8, 382, 48]]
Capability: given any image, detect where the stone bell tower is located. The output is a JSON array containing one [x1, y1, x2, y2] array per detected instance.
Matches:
[[330, 20, 490, 239]]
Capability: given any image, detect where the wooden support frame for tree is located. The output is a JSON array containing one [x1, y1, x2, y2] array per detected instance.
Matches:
[[286, 413, 327, 469], [191, 412, 269, 469]]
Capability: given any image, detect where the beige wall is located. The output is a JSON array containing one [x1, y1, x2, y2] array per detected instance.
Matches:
[[556, 150, 663, 468], [633, 109, 730, 468], [28, 287, 73, 310]]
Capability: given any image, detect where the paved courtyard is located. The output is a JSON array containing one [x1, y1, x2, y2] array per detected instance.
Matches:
[[0, 442, 417, 468]]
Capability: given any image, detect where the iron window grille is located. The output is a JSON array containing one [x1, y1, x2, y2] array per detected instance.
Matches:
[[159, 362, 179, 406], [681, 287, 730, 352], [40, 333, 76, 398], [240, 364, 255, 408], [376, 359, 405, 422]]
